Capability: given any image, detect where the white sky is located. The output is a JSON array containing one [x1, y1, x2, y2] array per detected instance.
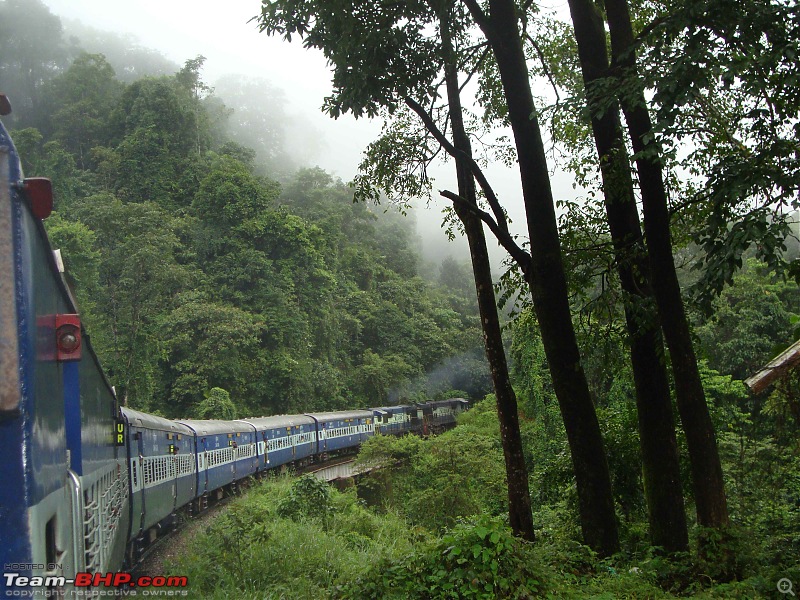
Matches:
[[44, 0, 381, 180], [40, 0, 580, 266]]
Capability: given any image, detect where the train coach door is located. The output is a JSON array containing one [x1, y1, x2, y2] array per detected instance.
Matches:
[[133, 427, 146, 533], [168, 433, 179, 514], [261, 431, 269, 467], [198, 437, 209, 495]]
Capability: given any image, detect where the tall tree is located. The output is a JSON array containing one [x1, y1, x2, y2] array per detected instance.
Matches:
[[438, 2, 534, 541], [603, 0, 730, 531], [0, 0, 72, 129], [565, 0, 687, 552], [42, 53, 123, 169], [175, 55, 213, 156], [458, 0, 620, 555], [636, 0, 800, 304]]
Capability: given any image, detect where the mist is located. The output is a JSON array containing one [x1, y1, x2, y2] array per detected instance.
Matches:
[[28, 0, 580, 280]]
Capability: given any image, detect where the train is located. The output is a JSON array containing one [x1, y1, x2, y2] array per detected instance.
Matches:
[[0, 105, 468, 593]]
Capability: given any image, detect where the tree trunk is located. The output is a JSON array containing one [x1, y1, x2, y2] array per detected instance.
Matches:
[[464, 0, 620, 556], [440, 11, 536, 542], [566, 0, 688, 552], [603, 0, 730, 530]]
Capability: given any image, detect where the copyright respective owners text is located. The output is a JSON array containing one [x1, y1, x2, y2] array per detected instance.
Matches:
[[3, 571, 189, 597]]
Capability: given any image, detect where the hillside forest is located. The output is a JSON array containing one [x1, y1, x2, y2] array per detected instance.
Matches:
[[1, 0, 799, 597]]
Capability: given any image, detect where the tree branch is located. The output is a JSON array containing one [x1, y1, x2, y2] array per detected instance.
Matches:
[[459, 46, 491, 96], [440, 189, 531, 270], [525, 33, 561, 108], [459, 0, 490, 31], [404, 96, 510, 235]]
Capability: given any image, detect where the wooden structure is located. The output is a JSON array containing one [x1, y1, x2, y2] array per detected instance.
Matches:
[[744, 339, 800, 394]]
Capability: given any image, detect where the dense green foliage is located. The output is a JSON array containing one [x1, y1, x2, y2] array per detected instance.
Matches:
[[175, 363, 798, 597], [0, 1, 489, 416], [171, 476, 424, 599]]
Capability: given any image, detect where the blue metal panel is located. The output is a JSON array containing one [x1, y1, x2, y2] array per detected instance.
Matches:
[[203, 432, 236, 492], [64, 362, 82, 473], [0, 122, 67, 579], [17, 186, 69, 506], [236, 426, 258, 477], [126, 417, 145, 542], [77, 348, 121, 475], [0, 125, 32, 567]]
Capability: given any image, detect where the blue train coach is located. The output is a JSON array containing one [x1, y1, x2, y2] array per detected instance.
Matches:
[[238, 414, 317, 471], [177, 419, 258, 497], [372, 405, 413, 435], [308, 410, 374, 455], [121, 408, 196, 550], [0, 111, 128, 589]]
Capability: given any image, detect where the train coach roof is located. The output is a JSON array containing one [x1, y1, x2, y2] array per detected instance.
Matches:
[[306, 410, 374, 422], [236, 415, 316, 430], [425, 399, 469, 406], [121, 407, 194, 435], [175, 419, 255, 436]]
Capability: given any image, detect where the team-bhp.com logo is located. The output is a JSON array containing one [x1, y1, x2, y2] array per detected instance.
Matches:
[[4, 572, 188, 597]]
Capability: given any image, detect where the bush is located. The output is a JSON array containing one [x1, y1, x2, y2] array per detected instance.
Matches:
[[336, 515, 548, 599], [276, 474, 334, 527]]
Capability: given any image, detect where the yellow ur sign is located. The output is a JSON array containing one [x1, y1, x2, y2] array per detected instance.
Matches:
[[115, 421, 125, 446]]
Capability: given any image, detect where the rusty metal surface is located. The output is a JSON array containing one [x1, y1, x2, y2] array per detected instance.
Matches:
[[0, 130, 19, 413]]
